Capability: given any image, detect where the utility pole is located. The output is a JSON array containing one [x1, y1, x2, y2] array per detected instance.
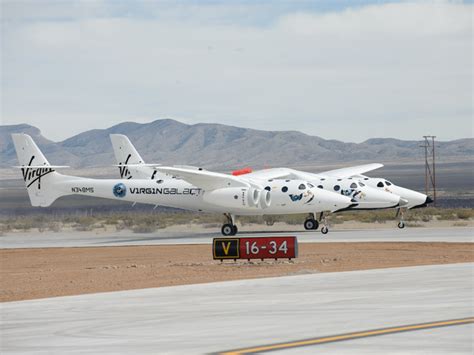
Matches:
[[420, 136, 436, 205]]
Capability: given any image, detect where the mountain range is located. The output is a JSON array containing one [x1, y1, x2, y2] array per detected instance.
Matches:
[[1, 119, 473, 171]]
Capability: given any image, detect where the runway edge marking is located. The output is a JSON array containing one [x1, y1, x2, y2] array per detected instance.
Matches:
[[218, 317, 474, 354]]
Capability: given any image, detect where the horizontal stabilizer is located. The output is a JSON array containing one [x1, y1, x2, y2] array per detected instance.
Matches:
[[13, 165, 70, 169], [113, 163, 161, 168]]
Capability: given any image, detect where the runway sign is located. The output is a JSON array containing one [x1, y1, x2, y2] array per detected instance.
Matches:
[[213, 236, 297, 260]]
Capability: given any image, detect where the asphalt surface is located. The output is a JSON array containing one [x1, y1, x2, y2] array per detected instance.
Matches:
[[0, 227, 472, 249], [1, 263, 473, 354]]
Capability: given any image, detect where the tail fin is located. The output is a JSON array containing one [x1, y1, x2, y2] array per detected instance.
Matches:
[[11, 134, 65, 207], [109, 134, 158, 179]]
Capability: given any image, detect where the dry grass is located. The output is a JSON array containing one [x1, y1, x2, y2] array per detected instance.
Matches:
[[0, 208, 472, 233]]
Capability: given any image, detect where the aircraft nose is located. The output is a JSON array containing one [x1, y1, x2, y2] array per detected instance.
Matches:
[[374, 189, 400, 205], [315, 188, 352, 210]]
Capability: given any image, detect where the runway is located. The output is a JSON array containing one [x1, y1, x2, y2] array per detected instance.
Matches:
[[1, 263, 473, 354], [0, 227, 472, 249]]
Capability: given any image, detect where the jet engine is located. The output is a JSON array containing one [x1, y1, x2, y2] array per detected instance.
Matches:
[[203, 187, 270, 210], [259, 189, 271, 209]]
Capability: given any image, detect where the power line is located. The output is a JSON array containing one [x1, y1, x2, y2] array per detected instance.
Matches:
[[420, 136, 436, 205]]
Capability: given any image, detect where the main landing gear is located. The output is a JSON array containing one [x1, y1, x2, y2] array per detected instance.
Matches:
[[396, 208, 406, 229], [304, 213, 329, 235], [304, 213, 319, 230], [221, 213, 238, 236]]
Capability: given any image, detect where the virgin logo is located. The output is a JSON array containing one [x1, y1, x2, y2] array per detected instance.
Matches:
[[21, 156, 54, 189], [118, 154, 133, 179]]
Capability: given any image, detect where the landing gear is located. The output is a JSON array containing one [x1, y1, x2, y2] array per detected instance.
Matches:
[[221, 213, 238, 236], [304, 213, 319, 230], [221, 224, 237, 236], [304, 218, 319, 230], [319, 212, 330, 235], [396, 208, 406, 229]]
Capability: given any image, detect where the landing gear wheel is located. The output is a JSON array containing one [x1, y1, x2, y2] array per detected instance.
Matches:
[[222, 224, 236, 236], [398, 221, 405, 229], [304, 219, 318, 230], [232, 225, 238, 235], [321, 226, 329, 235]]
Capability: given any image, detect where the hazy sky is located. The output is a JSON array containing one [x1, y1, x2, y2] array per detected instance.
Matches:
[[1, 0, 472, 142]]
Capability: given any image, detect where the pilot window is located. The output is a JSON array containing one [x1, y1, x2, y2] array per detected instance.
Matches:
[[298, 184, 306, 190], [377, 181, 384, 188], [350, 183, 357, 189], [334, 185, 340, 191], [317, 185, 323, 189], [265, 186, 271, 191], [385, 181, 392, 186], [359, 182, 365, 187], [282, 186, 288, 193], [308, 183, 314, 188]]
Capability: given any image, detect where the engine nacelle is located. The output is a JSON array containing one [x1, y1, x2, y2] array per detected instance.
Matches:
[[203, 187, 269, 210], [259, 189, 271, 209]]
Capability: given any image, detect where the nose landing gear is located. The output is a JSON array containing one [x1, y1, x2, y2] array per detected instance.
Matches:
[[396, 208, 406, 229], [221, 213, 238, 236], [319, 212, 330, 235]]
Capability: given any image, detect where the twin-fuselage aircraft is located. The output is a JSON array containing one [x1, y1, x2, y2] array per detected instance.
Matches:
[[12, 133, 432, 236]]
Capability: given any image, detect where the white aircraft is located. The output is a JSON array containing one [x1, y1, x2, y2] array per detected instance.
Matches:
[[109, 134, 415, 232], [12, 133, 356, 236], [240, 166, 432, 229]]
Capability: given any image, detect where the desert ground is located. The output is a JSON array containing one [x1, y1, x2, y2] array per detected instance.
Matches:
[[1, 242, 473, 302]]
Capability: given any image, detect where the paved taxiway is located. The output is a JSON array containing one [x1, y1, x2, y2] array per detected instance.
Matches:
[[0, 227, 472, 249], [1, 263, 473, 354]]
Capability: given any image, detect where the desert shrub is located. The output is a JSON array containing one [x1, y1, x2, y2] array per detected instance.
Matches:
[[73, 224, 94, 231], [456, 209, 473, 220], [48, 222, 61, 232], [132, 224, 157, 233]]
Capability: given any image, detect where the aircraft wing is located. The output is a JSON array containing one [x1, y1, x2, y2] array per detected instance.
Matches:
[[320, 163, 384, 178], [243, 168, 295, 180], [155, 167, 250, 190]]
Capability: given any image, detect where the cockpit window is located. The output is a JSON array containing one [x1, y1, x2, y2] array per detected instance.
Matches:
[[318, 185, 323, 189], [282, 186, 288, 193], [359, 182, 365, 187], [377, 181, 384, 188], [320, 178, 325, 181], [298, 184, 306, 190], [156, 179, 164, 184], [364, 178, 369, 180], [285, 179, 290, 182], [350, 183, 357, 189], [265, 186, 271, 191], [337, 179, 342, 181], [268, 179, 273, 182], [385, 181, 392, 186], [334, 185, 340, 191], [308, 183, 314, 188]]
